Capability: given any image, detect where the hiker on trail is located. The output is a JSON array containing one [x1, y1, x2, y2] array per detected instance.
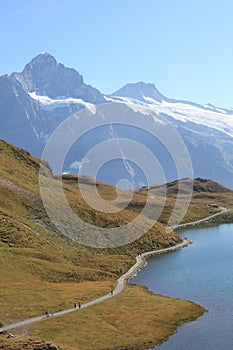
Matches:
[[74, 302, 77, 309], [78, 302, 81, 309], [7, 333, 16, 339], [110, 290, 113, 296], [45, 310, 49, 318]]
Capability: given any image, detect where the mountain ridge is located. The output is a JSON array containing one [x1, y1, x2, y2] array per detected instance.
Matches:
[[1, 53, 233, 189]]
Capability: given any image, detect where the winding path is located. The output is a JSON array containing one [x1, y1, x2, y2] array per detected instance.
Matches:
[[0, 207, 228, 333], [171, 206, 229, 230]]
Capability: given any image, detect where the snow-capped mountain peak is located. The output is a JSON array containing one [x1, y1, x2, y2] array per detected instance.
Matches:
[[10, 52, 104, 103], [1, 53, 233, 189], [11, 53, 83, 98], [112, 81, 167, 103], [111, 81, 233, 138]]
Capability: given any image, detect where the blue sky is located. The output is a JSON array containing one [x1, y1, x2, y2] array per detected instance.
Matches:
[[1, 0, 233, 107]]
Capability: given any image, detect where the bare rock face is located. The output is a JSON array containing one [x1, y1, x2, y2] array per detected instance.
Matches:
[[0, 53, 104, 157], [0, 74, 43, 156], [11, 53, 103, 103]]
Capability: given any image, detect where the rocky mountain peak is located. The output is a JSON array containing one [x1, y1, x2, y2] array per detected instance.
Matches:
[[112, 81, 167, 103], [11, 53, 85, 99], [28, 52, 57, 65]]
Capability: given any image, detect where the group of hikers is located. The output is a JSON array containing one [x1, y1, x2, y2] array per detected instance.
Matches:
[[45, 301, 82, 318], [73, 302, 81, 309], [44, 290, 114, 318]]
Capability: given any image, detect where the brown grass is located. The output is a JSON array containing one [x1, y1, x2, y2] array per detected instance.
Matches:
[[28, 285, 205, 350], [0, 139, 232, 350]]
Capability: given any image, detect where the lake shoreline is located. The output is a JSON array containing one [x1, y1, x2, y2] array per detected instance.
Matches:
[[113, 210, 229, 350], [124, 207, 228, 284], [121, 209, 229, 350], [118, 239, 192, 284], [132, 222, 233, 350], [114, 238, 206, 350]]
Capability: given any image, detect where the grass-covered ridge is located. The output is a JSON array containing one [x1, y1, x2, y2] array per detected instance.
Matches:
[[0, 138, 233, 349]]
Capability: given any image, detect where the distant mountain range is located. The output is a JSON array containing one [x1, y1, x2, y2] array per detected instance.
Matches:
[[1, 53, 233, 189]]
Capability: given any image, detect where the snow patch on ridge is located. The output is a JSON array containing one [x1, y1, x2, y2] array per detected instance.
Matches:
[[110, 94, 233, 138], [106, 96, 167, 125], [28, 92, 96, 114], [150, 100, 233, 138]]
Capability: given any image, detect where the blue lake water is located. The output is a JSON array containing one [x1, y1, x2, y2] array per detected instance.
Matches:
[[131, 224, 233, 349]]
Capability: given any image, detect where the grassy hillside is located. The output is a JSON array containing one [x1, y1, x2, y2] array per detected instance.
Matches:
[[0, 138, 233, 349], [134, 177, 233, 224], [30, 285, 205, 350]]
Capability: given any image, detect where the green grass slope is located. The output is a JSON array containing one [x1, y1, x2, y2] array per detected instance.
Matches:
[[0, 138, 232, 349]]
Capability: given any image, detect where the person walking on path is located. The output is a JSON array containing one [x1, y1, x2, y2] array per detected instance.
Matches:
[[78, 302, 81, 309], [74, 302, 77, 309]]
